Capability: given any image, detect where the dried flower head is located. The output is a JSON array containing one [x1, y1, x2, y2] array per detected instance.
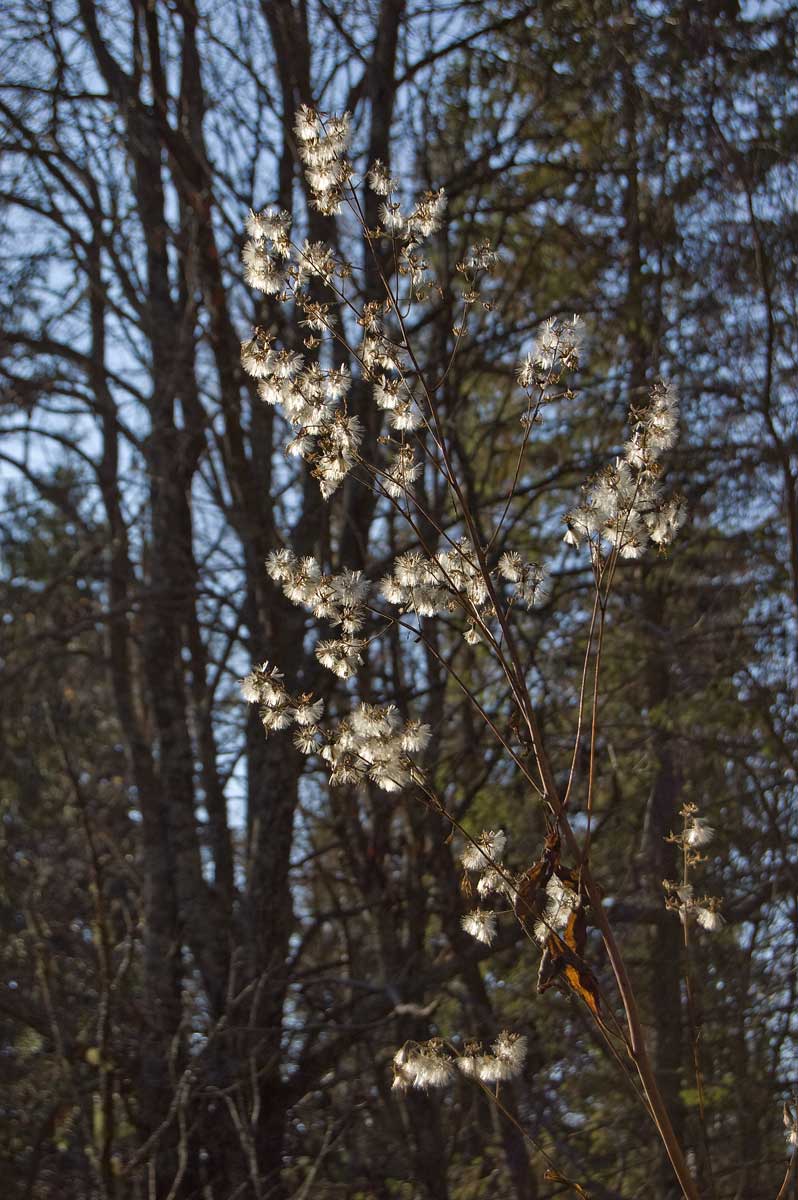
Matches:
[[695, 902, 724, 932], [392, 1041, 456, 1091], [685, 817, 714, 848], [461, 908, 498, 946], [461, 829, 507, 871]]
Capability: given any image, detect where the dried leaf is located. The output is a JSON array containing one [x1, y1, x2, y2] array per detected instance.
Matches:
[[514, 859, 552, 934], [543, 1167, 592, 1198], [515, 828, 561, 934], [563, 961, 602, 1019], [537, 906, 601, 1018], [564, 905, 587, 956], [553, 860, 582, 897]]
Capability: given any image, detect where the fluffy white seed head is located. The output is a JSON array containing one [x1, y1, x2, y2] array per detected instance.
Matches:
[[461, 829, 507, 871], [696, 906, 724, 932], [685, 818, 714, 848], [461, 909, 497, 946]]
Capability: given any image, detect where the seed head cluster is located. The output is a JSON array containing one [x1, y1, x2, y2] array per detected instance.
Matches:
[[240, 665, 429, 794], [239, 109, 694, 1106], [664, 807, 724, 933], [459, 829, 514, 948], [564, 381, 686, 559], [266, 550, 368, 679], [392, 1031, 527, 1092]]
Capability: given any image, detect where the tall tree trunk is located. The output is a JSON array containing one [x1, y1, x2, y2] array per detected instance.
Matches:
[[620, 19, 686, 1194]]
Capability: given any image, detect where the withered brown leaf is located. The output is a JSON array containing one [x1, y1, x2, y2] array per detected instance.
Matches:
[[543, 1167, 592, 1198], [537, 906, 601, 1018]]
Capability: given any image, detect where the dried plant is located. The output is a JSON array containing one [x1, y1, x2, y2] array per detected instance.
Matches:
[[237, 105, 768, 1199]]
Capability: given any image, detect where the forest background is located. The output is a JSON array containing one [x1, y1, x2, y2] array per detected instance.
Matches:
[[1, 1, 797, 1198]]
